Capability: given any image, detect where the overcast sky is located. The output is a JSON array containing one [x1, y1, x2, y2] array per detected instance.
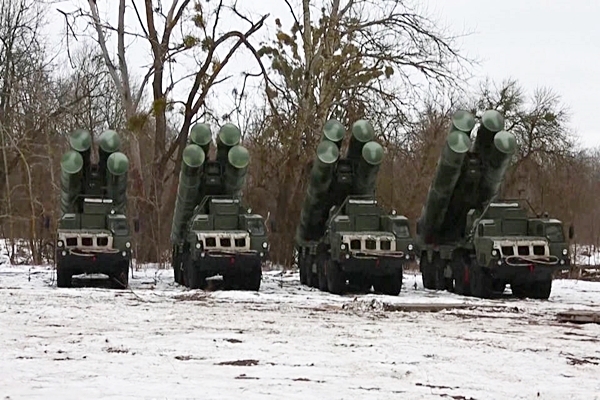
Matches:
[[50, 0, 599, 149], [424, 0, 600, 149]]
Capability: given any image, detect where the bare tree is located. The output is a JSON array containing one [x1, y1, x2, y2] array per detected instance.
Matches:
[[247, 0, 469, 265], [57, 0, 269, 262]]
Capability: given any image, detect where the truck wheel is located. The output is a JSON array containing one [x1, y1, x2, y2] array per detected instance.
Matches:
[[326, 261, 345, 295], [452, 262, 471, 296], [528, 279, 553, 300], [374, 271, 402, 296], [469, 265, 493, 299], [173, 264, 181, 284], [245, 264, 262, 291], [317, 259, 328, 291], [187, 265, 202, 289], [299, 256, 307, 285], [113, 263, 129, 290], [420, 257, 434, 289], [56, 269, 72, 288]]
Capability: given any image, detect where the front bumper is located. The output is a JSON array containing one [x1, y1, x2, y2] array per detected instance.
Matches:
[[339, 254, 406, 276], [191, 250, 263, 275], [487, 257, 570, 282], [56, 249, 130, 275]]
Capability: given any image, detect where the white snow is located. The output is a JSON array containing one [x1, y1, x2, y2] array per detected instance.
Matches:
[[1, 263, 599, 399]]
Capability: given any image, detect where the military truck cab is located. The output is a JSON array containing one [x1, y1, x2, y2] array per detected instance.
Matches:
[[307, 196, 415, 295], [468, 202, 571, 299], [56, 197, 132, 288], [176, 196, 268, 290]]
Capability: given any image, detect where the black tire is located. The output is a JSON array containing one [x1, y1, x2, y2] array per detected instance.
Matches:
[[113, 263, 129, 290], [185, 255, 204, 289], [529, 279, 552, 300], [326, 260, 345, 295], [299, 255, 307, 285], [469, 264, 493, 299], [513, 279, 552, 300], [245, 264, 262, 292], [374, 271, 402, 296], [452, 262, 471, 296], [56, 268, 72, 288], [317, 258, 328, 291]]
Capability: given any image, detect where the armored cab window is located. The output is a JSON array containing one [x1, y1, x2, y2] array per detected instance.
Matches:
[[380, 240, 391, 250], [97, 237, 109, 246], [350, 239, 361, 250], [545, 224, 564, 243], [391, 221, 410, 237], [365, 239, 376, 250], [110, 219, 129, 235], [235, 238, 247, 247], [66, 237, 78, 247], [501, 246, 514, 256], [82, 237, 93, 246], [205, 237, 217, 247], [517, 245, 529, 256], [247, 218, 265, 236], [533, 245, 545, 255], [220, 237, 232, 247]]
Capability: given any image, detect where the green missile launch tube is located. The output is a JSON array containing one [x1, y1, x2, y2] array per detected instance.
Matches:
[[347, 119, 375, 160], [296, 140, 340, 241], [223, 145, 250, 196], [477, 129, 517, 205], [68, 128, 92, 153], [216, 123, 241, 165], [170, 144, 206, 243], [106, 152, 129, 213], [450, 110, 476, 133], [417, 129, 471, 242], [59, 150, 84, 215], [322, 119, 345, 148], [353, 141, 384, 195], [190, 123, 212, 155], [473, 109, 505, 154]]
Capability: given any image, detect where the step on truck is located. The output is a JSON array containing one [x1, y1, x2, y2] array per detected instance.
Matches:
[[171, 123, 269, 291], [415, 110, 572, 299], [56, 128, 134, 289], [295, 119, 415, 295]]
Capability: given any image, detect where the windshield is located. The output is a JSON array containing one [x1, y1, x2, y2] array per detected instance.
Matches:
[[248, 218, 266, 235], [392, 221, 410, 237], [545, 224, 564, 242], [110, 219, 129, 235]]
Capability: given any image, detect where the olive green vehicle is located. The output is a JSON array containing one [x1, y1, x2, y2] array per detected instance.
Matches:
[[296, 119, 415, 296], [416, 110, 571, 299], [56, 129, 133, 289], [171, 123, 269, 291]]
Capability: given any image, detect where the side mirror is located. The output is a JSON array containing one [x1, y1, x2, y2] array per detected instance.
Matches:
[[133, 218, 140, 233], [43, 215, 50, 230], [270, 220, 276, 233], [568, 225, 574, 240]]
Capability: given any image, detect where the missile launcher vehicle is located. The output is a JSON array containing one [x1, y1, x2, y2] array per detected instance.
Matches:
[[295, 119, 415, 296], [416, 110, 572, 299], [171, 123, 268, 291], [56, 128, 133, 289]]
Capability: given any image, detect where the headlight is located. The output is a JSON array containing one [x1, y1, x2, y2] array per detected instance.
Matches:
[[491, 249, 498, 257], [408, 244, 414, 251], [122, 251, 127, 257], [57, 240, 64, 248], [340, 244, 346, 250], [260, 252, 264, 257], [262, 242, 268, 249], [61, 251, 66, 256], [125, 242, 131, 248], [562, 249, 568, 256], [195, 243, 201, 249]]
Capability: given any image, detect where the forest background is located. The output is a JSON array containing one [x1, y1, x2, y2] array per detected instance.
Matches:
[[1, 0, 599, 268]]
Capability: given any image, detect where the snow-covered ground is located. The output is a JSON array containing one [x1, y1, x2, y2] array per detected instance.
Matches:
[[0, 264, 599, 400]]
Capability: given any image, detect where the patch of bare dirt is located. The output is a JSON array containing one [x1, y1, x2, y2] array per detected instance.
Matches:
[[216, 359, 259, 366]]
